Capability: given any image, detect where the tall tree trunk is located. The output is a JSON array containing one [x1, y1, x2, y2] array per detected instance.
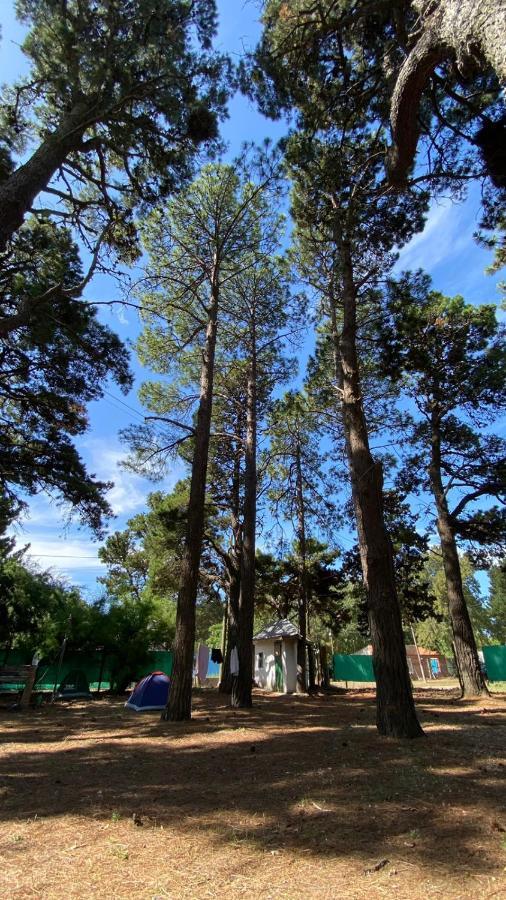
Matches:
[[330, 237, 423, 738], [231, 345, 257, 708], [320, 644, 330, 688], [220, 443, 242, 695], [307, 642, 316, 692], [0, 102, 92, 252], [429, 415, 489, 697], [388, 0, 506, 186], [164, 278, 219, 721], [217, 599, 229, 688], [219, 572, 240, 694], [294, 446, 308, 693]]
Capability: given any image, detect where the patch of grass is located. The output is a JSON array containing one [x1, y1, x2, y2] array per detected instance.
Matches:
[[109, 842, 129, 860]]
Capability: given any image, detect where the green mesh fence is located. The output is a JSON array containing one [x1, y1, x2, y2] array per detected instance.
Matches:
[[483, 645, 506, 682], [333, 653, 375, 682], [0, 648, 173, 692]]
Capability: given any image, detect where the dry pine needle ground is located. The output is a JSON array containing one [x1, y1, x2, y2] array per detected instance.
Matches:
[[0, 687, 505, 899]]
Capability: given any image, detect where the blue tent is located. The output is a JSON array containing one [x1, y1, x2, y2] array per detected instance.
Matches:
[[125, 671, 170, 712]]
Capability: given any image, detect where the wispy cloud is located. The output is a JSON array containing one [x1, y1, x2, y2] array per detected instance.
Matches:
[[7, 440, 186, 586], [21, 537, 105, 574], [396, 199, 473, 273], [84, 439, 154, 516]]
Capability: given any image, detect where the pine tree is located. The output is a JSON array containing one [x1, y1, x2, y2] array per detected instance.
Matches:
[[251, 7, 428, 734], [377, 275, 505, 695], [0, 218, 131, 533], [253, 1, 505, 271], [124, 158, 283, 719], [267, 390, 338, 691], [0, 0, 229, 261], [207, 257, 298, 706]]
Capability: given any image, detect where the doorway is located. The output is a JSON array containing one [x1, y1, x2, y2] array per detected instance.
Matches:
[[274, 641, 283, 692]]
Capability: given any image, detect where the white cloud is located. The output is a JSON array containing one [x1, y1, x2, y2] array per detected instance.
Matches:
[[6, 439, 186, 589], [83, 437, 187, 516], [84, 439, 150, 515], [16, 496, 56, 528], [396, 198, 475, 273], [21, 537, 105, 574]]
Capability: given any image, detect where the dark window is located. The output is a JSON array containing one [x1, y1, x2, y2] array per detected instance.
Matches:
[[258, 652, 264, 669]]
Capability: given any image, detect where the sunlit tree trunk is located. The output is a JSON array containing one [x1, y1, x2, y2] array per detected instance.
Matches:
[[164, 274, 219, 721], [219, 450, 242, 695], [0, 103, 91, 253], [294, 446, 309, 692], [330, 234, 423, 738], [388, 0, 506, 185], [429, 413, 489, 697], [232, 339, 257, 708]]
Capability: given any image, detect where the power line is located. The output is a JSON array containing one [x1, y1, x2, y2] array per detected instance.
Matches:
[[26, 554, 104, 560], [101, 388, 146, 422]]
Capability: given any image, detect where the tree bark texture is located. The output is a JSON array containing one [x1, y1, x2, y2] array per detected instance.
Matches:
[[388, 0, 506, 186], [294, 446, 309, 693], [0, 102, 92, 251], [331, 238, 423, 738], [231, 346, 257, 708], [164, 280, 219, 721], [320, 644, 330, 688], [307, 643, 317, 692], [219, 450, 242, 695], [217, 600, 229, 690], [219, 577, 239, 694], [429, 416, 489, 697]]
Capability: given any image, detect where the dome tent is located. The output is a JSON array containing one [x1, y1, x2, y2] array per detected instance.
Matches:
[[57, 669, 92, 700], [125, 671, 170, 712]]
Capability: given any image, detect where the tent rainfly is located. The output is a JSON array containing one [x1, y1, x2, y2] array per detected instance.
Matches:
[[57, 669, 92, 700], [125, 671, 170, 711]]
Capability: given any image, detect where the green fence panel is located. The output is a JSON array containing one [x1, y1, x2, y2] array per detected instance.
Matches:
[[333, 653, 375, 682], [483, 645, 506, 682], [139, 650, 173, 678], [1, 648, 173, 692], [35, 651, 110, 692], [1, 648, 31, 667]]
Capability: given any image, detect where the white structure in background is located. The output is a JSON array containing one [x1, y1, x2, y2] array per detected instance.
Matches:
[[253, 619, 300, 693]]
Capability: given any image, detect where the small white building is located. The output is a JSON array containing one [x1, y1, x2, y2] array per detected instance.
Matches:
[[253, 619, 300, 693]]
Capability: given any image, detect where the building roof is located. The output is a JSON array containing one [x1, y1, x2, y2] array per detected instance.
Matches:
[[405, 645, 440, 657], [253, 619, 300, 641]]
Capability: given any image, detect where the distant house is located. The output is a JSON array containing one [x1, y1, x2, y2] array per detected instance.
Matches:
[[355, 644, 449, 680], [406, 645, 449, 679], [253, 619, 300, 693]]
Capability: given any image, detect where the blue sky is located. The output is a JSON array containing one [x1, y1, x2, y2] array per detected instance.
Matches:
[[1, 1, 503, 595]]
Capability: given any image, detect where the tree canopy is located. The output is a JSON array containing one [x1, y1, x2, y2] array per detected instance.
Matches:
[[0, 218, 131, 532], [1, 1, 504, 738], [0, 0, 230, 257]]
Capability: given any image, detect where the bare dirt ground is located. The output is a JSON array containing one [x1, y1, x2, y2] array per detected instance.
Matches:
[[0, 687, 505, 900]]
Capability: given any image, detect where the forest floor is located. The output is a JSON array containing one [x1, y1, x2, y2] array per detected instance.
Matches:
[[332, 678, 506, 693], [0, 687, 505, 900]]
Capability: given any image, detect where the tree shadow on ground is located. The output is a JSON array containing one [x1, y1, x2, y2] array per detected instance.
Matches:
[[0, 688, 505, 883]]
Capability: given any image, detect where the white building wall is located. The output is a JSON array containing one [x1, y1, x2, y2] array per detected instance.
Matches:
[[253, 638, 299, 693], [254, 639, 276, 691], [283, 640, 297, 693]]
